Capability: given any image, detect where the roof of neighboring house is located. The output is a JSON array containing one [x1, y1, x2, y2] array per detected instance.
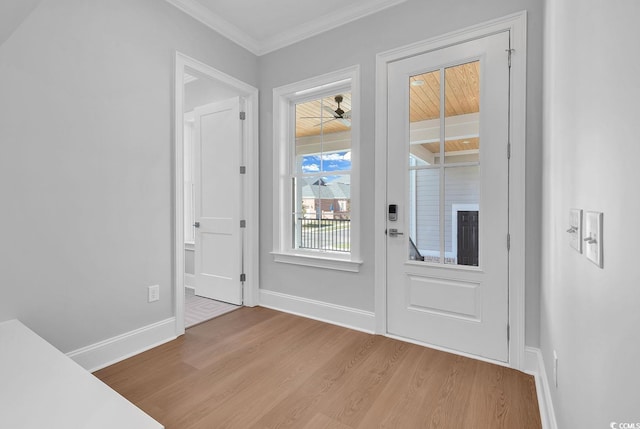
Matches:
[[300, 177, 350, 199]]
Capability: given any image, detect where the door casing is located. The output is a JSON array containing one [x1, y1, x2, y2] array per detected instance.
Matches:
[[174, 52, 259, 336], [374, 12, 528, 369]]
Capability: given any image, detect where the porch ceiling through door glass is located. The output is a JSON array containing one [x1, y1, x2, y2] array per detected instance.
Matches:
[[409, 63, 480, 161]]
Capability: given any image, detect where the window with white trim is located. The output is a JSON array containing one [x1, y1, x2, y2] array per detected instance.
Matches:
[[272, 66, 361, 272]]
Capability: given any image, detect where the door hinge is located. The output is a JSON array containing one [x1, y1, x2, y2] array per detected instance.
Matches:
[[240, 220, 246, 228], [240, 273, 246, 282], [507, 233, 511, 251], [506, 48, 514, 68], [239, 111, 246, 120], [507, 324, 510, 341], [240, 165, 246, 174], [507, 143, 511, 160]]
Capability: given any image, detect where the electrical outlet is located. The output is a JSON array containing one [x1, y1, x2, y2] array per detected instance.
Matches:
[[148, 285, 160, 303], [553, 350, 558, 388]]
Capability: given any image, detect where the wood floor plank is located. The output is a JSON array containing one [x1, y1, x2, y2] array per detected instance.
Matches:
[[420, 354, 478, 427], [177, 320, 352, 428], [138, 312, 327, 427], [320, 337, 410, 427], [465, 361, 510, 427], [355, 346, 450, 428], [248, 331, 384, 428], [95, 307, 542, 429], [304, 413, 354, 429]]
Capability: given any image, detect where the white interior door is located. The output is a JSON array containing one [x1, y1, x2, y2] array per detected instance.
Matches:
[[386, 32, 510, 362], [194, 97, 243, 305]]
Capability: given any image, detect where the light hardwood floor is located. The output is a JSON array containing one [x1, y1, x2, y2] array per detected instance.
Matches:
[[94, 307, 542, 429]]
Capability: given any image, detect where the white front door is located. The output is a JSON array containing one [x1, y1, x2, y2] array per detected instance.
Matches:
[[193, 97, 243, 305], [386, 32, 510, 361]]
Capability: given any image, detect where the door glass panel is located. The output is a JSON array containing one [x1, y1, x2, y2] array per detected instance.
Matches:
[[444, 166, 480, 265], [409, 168, 440, 262], [445, 61, 480, 164], [407, 62, 482, 266], [409, 70, 441, 166]]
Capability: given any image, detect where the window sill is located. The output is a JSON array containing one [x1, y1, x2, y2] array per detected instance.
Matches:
[[271, 251, 362, 273]]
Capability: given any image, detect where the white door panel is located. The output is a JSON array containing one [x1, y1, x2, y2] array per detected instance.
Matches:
[[387, 32, 510, 361], [194, 97, 243, 305]]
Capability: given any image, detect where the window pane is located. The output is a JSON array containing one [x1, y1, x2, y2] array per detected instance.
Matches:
[[295, 93, 352, 174], [409, 70, 441, 166], [410, 168, 440, 262], [321, 150, 351, 173], [295, 98, 323, 139], [444, 166, 480, 266], [292, 90, 353, 254], [444, 61, 480, 164], [317, 93, 351, 139], [293, 175, 351, 253], [295, 101, 322, 174]]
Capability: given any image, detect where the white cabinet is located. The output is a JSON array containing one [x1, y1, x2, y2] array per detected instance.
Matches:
[[0, 319, 163, 429]]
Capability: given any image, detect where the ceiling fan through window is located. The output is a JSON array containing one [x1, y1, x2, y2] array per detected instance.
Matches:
[[300, 94, 351, 127]]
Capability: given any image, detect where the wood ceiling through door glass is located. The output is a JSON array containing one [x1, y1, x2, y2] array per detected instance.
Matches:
[[410, 61, 480, 155], [409, 61, 480, 122]]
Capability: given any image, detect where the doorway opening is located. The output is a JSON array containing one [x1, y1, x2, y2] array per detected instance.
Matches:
[[174, 53, 259, 335], [184, 287, 239, 328], [452, 204, 479, 266]]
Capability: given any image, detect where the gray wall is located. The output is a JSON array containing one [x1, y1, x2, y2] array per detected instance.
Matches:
[[185, 248, 195, 275], [0, 0, 257, 352], [0, 0, 42, 46], [258, 0, 543, 346], [184, 76, 241, 113], [541, 0, 640, 426]]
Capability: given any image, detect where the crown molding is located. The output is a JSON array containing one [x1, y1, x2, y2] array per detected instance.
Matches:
[[165, 0, 261, 54], [165, 0, 407, 56], [258, 0, 407, 55]]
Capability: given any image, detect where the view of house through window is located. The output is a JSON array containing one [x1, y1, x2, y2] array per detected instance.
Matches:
[[293, 92, 352, 253]]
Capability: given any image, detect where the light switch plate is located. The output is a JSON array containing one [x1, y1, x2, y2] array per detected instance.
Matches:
[[568, 209, 582, 253], [584, 211, 603, 268]]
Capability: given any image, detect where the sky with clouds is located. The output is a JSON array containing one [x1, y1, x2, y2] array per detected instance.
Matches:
[[302, 151, 351, 175]]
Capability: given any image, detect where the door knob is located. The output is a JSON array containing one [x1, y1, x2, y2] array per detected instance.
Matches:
[[388, 228, 404, 237], [193, 222, 200, 228]]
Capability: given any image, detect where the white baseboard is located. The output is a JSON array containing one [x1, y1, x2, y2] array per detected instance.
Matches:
[[524, 347, 558, 429], [67, 318, 177, 373], [259, 289, 375, 334]]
